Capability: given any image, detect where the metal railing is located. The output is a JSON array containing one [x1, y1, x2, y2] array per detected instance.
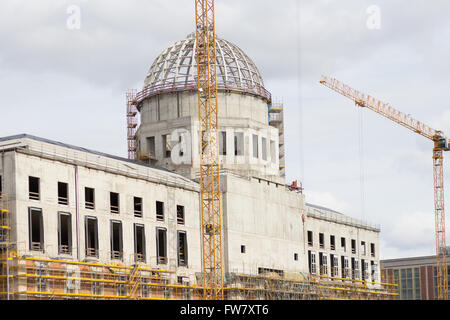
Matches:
[[58, 245, 72, 255], [135, 80, 272, 105], [58, 197, 68, 205], [28, 192, 40, 201], [85, 201, 95, 210], [306, 206, 381, 232], [85, 248, 98, 258]]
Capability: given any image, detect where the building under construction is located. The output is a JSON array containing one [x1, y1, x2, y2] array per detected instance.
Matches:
[[0, 26, 398, 300]]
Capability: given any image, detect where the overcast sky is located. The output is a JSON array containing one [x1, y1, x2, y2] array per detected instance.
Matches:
[[1, 0, 449, 260]]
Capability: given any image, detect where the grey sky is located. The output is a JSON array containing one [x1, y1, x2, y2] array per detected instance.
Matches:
[[1, 0, 449, 259]]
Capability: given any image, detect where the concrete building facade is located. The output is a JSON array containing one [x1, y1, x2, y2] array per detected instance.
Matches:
[[0, 32, 389, 299]]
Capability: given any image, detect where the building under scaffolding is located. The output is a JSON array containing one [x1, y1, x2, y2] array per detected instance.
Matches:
[[0, 31, 398, 301], [0, 254, 397, 300]]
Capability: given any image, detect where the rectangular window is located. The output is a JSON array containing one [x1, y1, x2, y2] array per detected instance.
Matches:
[[28, 207, 44, 252], [370, 243, 376, 257], [234, 132, 244, 156], [29, 176, 40, 201], [177, 205, 185, 225], [156, 96, 161, 121], [294, 253, 298, 261], [361, 241, 366, 256], [261, 137, 267, 161], [134, 197, 143, 218], [270, 140, 276, 163], [177, 231, 188, 267], [341, 256, 349, 278], [0, 175, 3, 197], [341, 237, 346, 252], [117, 276, 127, 297], [58, 182, 69, 205], [319, 253, 328, 275], [156, 201, 164, 221], [308, 251, 316, 275], [177, 92, 181, 118], [351, 239, 356, 254], [92, 271, 103, 296], [252, 134, 259, 158], [110, 221, 123, 260], [36, 264, 48, 292], [110, 192, 120, 214], [307, 231, 313, 246], [414, 268, 421, 300], [58, 212, 72, 255], [156, 227, 167, 264], [219, 131, 227, 156], [330, 235, 335, 250], [331, 255, 339, 277], [319, 233, 324, 249], [141, 278, 150, 298], [147, 136, 156, 157], [162, 134, 171, 158], [241, 245, 246, 254], [85, 217, 98, 257], [362, 260, 369, 281], [134, 224, 146, 263], [85, 187, 95, 210], [352, 258, 360, 279], [371, 261, 376, 282]]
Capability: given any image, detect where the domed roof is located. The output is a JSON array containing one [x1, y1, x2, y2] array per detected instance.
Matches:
[[140, 33, 271, 102]]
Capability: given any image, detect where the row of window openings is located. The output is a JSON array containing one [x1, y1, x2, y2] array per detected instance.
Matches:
[[28, 177, 185, 224], [152, 133, 276, 162], [28, 208, 188, 266], [307, 231, 376, 257], [308, 251, 377, 280]]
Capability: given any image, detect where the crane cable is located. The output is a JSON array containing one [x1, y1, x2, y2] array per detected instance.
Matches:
[[358, 106, 366, 221]]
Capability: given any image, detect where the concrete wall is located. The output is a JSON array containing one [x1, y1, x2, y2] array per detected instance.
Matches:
[[222, 174, 307, 275], [139, 91, 269, 125], [0, 150, 17, 243], [136, 91, 281, 181]]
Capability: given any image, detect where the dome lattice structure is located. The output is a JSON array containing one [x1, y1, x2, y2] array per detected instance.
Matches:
[[136, 33, 271, 102]]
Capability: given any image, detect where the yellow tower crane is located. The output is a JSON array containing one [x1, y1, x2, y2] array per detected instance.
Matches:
[[195, 0, 224, 300], [320, 75, 449, 300]]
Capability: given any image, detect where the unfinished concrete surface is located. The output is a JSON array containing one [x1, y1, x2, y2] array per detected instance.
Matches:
[[0, 31, 396, 300]]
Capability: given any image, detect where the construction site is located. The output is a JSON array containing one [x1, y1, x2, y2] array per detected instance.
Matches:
[[1, 1, 449, 301]]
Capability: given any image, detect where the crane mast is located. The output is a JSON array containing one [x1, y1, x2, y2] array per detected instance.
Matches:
[[195, 0, 224, 300], [320, 75, 449, 300]]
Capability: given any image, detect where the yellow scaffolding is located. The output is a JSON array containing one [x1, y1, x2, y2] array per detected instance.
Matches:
[[0, 192, 398, 300], [0, 253, 398, 300]]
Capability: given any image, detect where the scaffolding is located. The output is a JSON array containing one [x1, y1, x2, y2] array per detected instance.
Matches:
[[126, 89, 139, 161], [268, 102, 285, 177], [0, 192, 398, 300], [1, 253, 398, 300], [0, 255, 205, 300]]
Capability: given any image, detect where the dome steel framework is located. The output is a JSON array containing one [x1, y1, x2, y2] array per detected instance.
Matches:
[[136, 33, 271, 103]]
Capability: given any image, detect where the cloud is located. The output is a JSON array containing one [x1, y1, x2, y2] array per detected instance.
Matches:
[[1, 0, 450, 261], [380, 210, 439, 259]]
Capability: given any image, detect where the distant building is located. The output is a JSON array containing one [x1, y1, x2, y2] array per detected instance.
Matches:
[[380, 248, 450, 300]]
